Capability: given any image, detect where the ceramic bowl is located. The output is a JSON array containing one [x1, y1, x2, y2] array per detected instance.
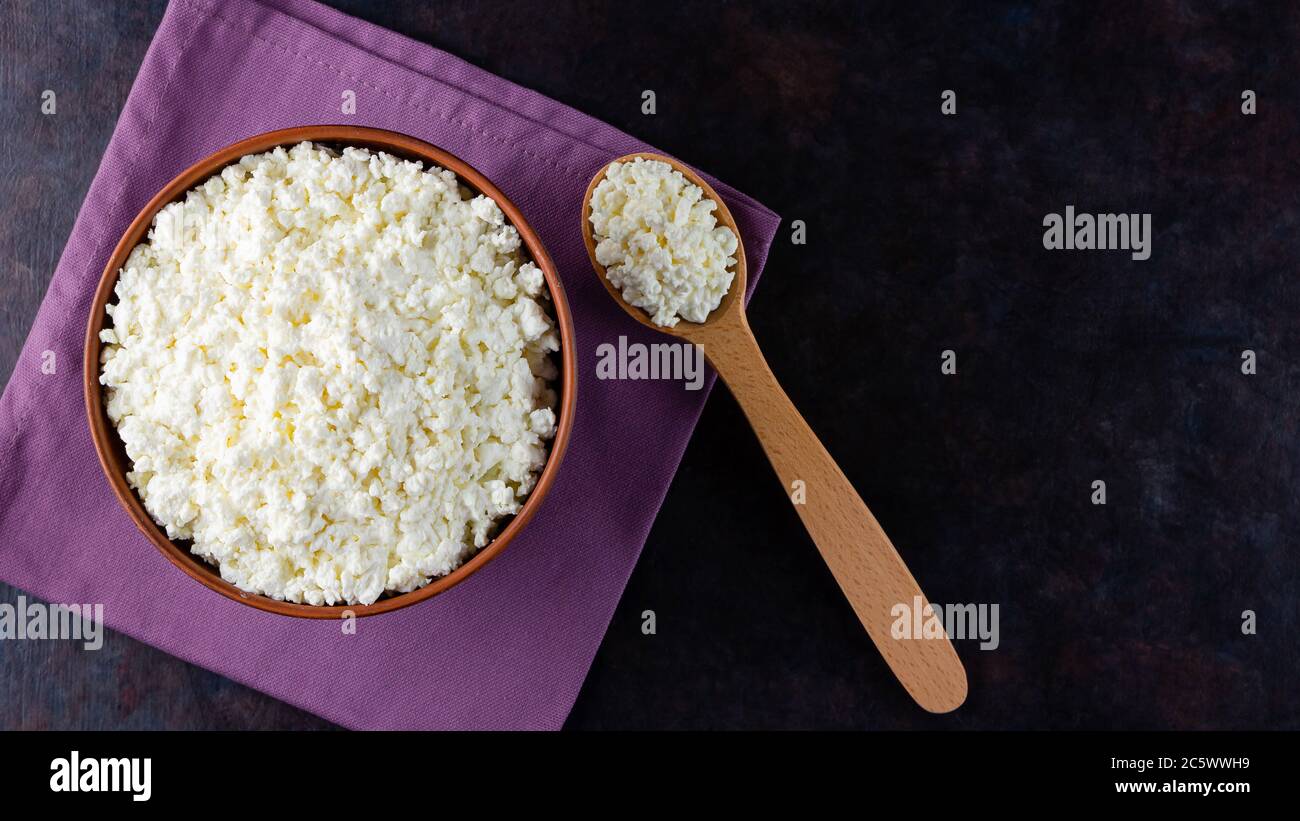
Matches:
[[83, 125, 576, 618]]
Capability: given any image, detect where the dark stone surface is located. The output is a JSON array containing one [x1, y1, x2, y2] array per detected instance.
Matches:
[[1, 0, 1295, 729]]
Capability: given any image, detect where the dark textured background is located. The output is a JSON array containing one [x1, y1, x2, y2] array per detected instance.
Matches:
[[2, 0, 1296, 730]]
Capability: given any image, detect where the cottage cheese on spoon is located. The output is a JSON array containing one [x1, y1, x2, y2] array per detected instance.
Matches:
[[99, 142, 559, 606], [588, 157, 738, 327]]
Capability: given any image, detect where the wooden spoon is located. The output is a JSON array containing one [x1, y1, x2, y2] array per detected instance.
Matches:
[[581, 152, 968, 713]]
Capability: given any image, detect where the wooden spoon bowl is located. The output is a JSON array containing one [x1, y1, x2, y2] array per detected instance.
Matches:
[[581, 152, 747, 339], [582, 152, 968, 712]]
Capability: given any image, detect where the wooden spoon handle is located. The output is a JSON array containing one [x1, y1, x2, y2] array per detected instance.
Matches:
[[695, 314, 968, 713]]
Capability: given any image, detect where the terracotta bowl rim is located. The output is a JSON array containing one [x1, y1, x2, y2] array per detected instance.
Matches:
[[83, 125, 577, 619]]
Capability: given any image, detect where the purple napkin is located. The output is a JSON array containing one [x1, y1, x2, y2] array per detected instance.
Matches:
[[0, 0, 778, 730]]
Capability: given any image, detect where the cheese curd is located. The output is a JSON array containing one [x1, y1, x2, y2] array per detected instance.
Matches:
[[99, 142, 559, 606], [589, 157, 738, 327]]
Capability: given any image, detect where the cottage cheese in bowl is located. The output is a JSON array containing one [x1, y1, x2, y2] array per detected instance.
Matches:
[[98, 142, 559, 606], [588, 157, 739, 327]]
